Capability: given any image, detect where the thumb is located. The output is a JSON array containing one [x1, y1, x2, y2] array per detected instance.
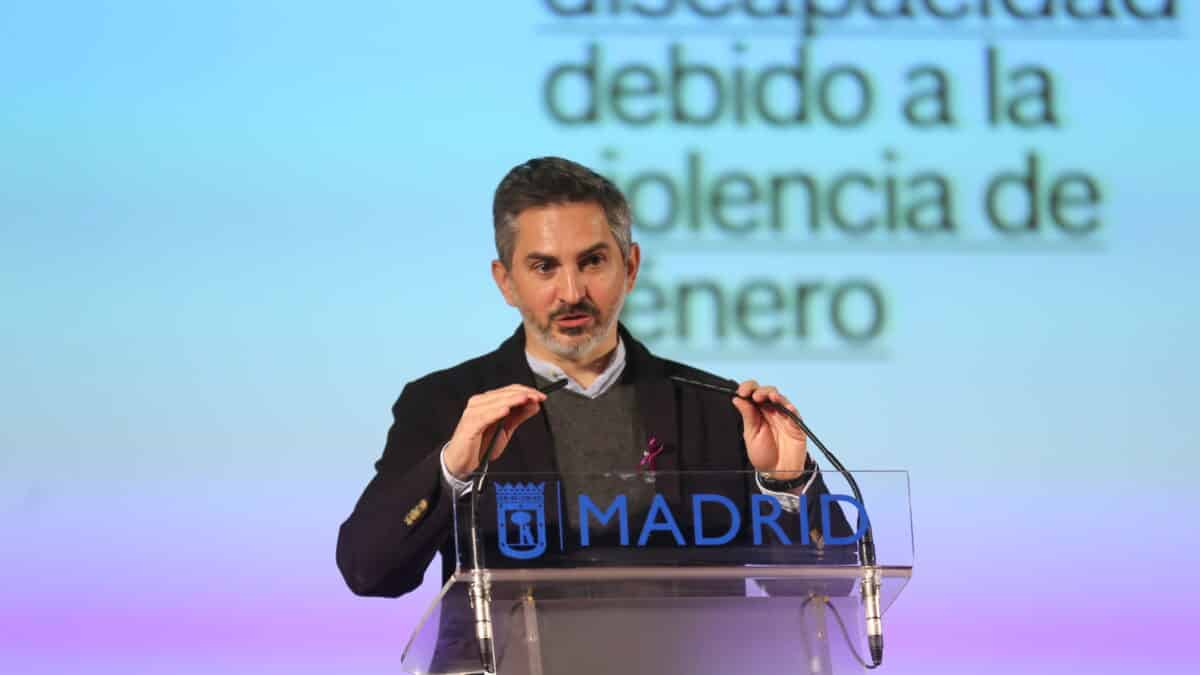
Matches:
[[486, 426, 508, 461], [731, 397, 763, 434], [491, 400, 540, 459], [504, 399, 540, 432]]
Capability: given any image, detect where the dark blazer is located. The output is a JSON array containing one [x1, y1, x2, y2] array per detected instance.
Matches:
[[336, 323, 838, 598]]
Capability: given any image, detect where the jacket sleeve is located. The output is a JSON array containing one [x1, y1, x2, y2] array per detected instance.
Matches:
[[336, 381, 459, 597]]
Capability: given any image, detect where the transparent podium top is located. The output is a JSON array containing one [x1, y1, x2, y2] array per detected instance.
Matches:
[[403, 470, 913, 675], [453, 469, 912, 572]]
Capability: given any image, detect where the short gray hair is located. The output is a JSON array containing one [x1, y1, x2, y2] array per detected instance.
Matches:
[[492, 156, 632, 269]]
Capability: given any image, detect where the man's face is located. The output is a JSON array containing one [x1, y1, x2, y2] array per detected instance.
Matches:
[[492, 201, 640, 363]]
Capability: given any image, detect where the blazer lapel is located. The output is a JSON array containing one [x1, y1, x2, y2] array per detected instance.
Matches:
[[623, 325, 683, 503]]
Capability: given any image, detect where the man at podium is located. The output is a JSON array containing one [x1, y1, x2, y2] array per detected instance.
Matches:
[[337, 156, 843, 598]]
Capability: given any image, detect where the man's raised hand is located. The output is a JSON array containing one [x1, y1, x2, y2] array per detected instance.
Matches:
[[443, 385, 547, 481], [731, 380, 809, 481]]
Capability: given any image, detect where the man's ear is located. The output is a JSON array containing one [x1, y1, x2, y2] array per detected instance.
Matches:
[[624, 242, 641, 292], [491, 259, 518, 307]]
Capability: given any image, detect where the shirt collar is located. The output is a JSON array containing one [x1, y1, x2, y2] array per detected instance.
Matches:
[[525, 337, 626, 399]]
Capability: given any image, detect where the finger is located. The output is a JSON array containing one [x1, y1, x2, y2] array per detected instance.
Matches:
[[770, 393, 800, 418], [453, 390, 542, 470], [762, 400, 799, 420], [479, 417, 514, 461], [473, 391, 545, 419], [489, 399, 543, 460], [488, 426, 508, 460], [487, 383, 541, 394], [501, 383, 549, 400], [465, 405, 527, 443], [736, 379, 759, 398], [476, 424, 499, 460], [732, 396, 763, 433], [465, 403, 516, 434], [473, 389, 546, 411], [763, 405, 807, 438], [504, 399, 542, 432], [752, 385, 779, 404], [470, 386, 544, 408], [506, 387, 548, 403]]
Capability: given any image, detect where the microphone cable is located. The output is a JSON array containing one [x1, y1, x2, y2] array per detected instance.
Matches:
[[467, 378, 569, 674], [668, 375, 883, 668]]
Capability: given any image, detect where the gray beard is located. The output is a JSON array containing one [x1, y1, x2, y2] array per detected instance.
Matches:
[[522, 295, 625, 363]]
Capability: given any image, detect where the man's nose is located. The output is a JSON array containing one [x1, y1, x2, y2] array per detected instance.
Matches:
[[558, 268, 584, 304]]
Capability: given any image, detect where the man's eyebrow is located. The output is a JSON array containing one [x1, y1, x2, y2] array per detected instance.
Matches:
[[523, 243, 611, 265], [523, 252, 559, 264], [576, 242, 611, 259]]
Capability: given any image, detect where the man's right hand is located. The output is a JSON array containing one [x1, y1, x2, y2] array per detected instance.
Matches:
[[443, 384, 547, 482]]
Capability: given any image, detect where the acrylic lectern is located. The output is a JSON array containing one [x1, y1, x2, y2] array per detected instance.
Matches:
[[401, 470, 912, 675]]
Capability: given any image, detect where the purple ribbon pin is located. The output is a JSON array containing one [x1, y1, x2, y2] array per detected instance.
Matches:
[[639, 435, 664, 471]]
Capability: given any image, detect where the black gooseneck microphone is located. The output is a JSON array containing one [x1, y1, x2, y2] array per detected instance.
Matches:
[[668, 375, 883, 669], [467, 378, 568, 675]]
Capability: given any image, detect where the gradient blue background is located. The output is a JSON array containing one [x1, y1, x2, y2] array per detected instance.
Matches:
[[2, 2, 1196, 674]]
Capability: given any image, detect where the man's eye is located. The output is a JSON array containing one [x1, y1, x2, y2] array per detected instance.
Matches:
[[582, 255, 605, 268]]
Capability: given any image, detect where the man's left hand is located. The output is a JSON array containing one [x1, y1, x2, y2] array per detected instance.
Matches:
[[732, 380, 808, 480]]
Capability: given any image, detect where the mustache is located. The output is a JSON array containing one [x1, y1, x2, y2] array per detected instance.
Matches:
[[549, 301, 599, 320]]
